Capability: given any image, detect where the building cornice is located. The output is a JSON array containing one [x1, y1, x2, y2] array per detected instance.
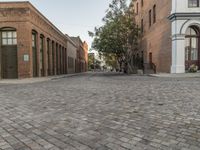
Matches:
[[169, 12, 200, 21], [0, 1, 70, 43]]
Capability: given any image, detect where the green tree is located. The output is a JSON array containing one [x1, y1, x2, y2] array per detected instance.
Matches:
[[88, 53, 95, 70], [102, 53, 118, 70], [88, 53, 102, 70], [89, 0, 139, 73]]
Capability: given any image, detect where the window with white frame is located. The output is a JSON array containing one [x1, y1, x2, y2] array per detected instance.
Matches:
[[2, 31, 17, 45]]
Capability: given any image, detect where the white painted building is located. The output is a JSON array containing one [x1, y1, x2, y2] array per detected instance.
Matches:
[[169, 0, 200, 73]]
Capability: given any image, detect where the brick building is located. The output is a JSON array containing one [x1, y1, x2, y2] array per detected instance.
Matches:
[[71, 37, 87, 73], [83, 41, 88, 72], [0, 1, 88, 79], [133, 0, 200, 73]]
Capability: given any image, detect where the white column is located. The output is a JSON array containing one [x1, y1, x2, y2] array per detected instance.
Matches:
[[171, 0, 177, 14], [171, 34, 185, 73]]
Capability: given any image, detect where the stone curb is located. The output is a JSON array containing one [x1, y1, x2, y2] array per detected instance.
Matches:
[[148, 73, 200, 78], [0, 73, 87, 84]]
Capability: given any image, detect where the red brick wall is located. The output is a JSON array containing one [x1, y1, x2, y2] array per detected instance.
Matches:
[[83, 41, 88, 72], [0, 2, 88, 78], [0, 2, 67, 78], [134, 0, 172, 73], [71, 37, 87, 73]]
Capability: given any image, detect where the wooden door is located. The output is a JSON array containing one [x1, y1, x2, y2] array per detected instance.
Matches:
[[2, 45, 18, 79], [32, 46, 37, 77]]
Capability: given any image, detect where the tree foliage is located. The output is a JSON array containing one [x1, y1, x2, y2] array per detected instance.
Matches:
[[89, 0, 139, 72], [102, 53, 118, 69], [88, 53, 102, 70]]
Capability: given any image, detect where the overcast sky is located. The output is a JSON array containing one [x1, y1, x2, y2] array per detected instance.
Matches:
[[0, 0, 113, 49]]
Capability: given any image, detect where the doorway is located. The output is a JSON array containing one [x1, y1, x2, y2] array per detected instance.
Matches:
[[1, 29, 18, 79], [149, 52, 152, 64], [185, 26, 200, 70], [32, 31, 38, 77]]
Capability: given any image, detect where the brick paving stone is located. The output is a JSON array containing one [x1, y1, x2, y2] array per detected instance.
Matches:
[[0, 72, 200, 149]]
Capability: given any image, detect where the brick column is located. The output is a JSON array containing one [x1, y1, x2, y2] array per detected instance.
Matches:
[[49, 39, 53, 76], [43, 37, 47, 76], [62, 48, 64, 74], [57, 44, 60, 75], [60, 46, 63, 74], [17, 24, 32, 78], [65, 48, 68, 74], [60, 45, 62, 74], [46, 39, 49, 76], [62, 47, 65, 74], [61, 46, 64, 74], [53, 42, 56, 75]]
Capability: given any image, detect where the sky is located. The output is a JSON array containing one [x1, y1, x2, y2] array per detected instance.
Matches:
[[0, 0, 112, 50]]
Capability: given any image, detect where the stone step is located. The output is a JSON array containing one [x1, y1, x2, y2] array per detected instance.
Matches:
[[144, 69, 155, 74]]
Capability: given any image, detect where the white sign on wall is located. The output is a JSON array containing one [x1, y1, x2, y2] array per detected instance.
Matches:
[[24, 54, 29, 62]]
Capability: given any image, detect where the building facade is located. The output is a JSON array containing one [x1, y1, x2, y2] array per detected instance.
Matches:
[[66, 35, 77, 74], [83, 41, 88, 72], [0, 2, 88, 79], [71, 37, 87, 73], [133, 0, 200, 73]]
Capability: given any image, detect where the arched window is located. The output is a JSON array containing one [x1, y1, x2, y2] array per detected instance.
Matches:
[[185, 26, 200, 69], [186, 27, 198, 36], [153, 5, 156, 23], [40, 35, 44, 76], [188, 0, 200, 7], [141, 0, 143, 7], [32, 30, 38, 77], [1, 27, 17, 46], [32, 30, 37, 48]]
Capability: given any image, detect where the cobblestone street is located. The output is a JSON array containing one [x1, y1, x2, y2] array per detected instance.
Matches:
[[0, 72, 200, 150]]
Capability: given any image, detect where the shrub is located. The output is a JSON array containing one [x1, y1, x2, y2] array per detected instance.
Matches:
[[188, 64, 198, 73]]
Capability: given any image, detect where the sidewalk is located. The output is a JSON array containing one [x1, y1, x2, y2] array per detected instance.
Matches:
[[0, 73, 86, 84], [149, 72, 200, 78]]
